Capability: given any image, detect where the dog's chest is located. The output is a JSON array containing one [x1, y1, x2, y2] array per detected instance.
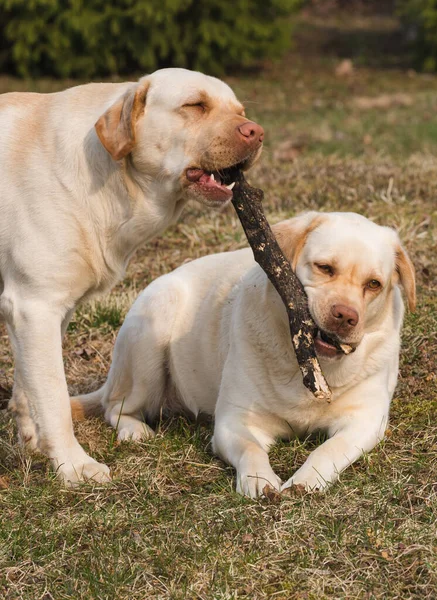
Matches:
[[265, 378, 335, 438]]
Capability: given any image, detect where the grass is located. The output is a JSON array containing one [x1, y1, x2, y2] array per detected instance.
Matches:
[[1, 10, 437, 600]]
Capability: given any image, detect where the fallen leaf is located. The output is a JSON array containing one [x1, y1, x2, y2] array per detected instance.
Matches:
[[262, 484, 283, 503], [353, 94, 414, 110], [335, 59, 354, 77], [0, 476, 10, 490], [273, 136, 309, 162], [74, 347, 96, 361], [281, 483, 307, 496], [131, 530, 142, 544]]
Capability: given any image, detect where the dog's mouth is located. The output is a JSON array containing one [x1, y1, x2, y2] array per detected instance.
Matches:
[[186, 168, 236, 199], [314, 329, 357, 360], [185, 161, 247, 206]]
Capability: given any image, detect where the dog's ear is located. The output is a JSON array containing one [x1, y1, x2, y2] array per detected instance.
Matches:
[[272, 212, 325, 271], [95, 79, 150, 161], [395, 244, 416, 312]]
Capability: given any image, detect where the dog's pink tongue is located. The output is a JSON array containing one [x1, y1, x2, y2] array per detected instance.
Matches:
[[187, 169, 226, 191], [199, 173, 223, 188], [186, 169, 204, 182]]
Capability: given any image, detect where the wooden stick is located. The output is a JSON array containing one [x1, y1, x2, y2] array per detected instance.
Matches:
[[230, 172, 352, 401]]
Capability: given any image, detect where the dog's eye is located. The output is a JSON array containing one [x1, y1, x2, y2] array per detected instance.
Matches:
[[316, 263, 334, 276], [366, 279, 381, 290], [182, 102, 206, 113]]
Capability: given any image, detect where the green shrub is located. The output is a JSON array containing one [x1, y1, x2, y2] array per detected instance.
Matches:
[[397, 0, 437, 71], [0, 0, 302, 78]]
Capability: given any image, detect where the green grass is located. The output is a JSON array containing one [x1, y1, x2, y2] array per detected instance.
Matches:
[[1, 11, 437, 600]]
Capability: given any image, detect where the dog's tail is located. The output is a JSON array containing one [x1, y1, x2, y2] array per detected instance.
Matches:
[[70, 387, 105, 421]]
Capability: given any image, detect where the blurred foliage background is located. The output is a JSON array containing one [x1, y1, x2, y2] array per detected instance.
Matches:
[[397, 0, 437, 71], [0, 0, 303, 78], [0, 0, 436, 78]]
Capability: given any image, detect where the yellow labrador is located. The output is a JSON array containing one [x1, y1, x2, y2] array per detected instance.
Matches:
[[72, 212, 416, 496], [0, 68, 263, 484]]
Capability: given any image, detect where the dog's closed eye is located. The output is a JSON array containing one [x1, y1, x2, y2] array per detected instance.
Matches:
[[315, 263, 335, 276], [182, 102, 207, 113]]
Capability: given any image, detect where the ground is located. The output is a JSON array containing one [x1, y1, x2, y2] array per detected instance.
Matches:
[[0, 10, 436, 600]]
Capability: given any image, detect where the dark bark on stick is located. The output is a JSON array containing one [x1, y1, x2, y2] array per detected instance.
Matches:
[[230, 172, 337, 400]]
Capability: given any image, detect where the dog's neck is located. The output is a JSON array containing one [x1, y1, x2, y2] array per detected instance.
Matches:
[[114, 156, 187, 259], [80, 134, 188, 290]]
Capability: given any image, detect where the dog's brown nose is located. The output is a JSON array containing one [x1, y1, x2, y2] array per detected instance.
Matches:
[[237, 121, 264, 144], [330, 304, 359, 328]]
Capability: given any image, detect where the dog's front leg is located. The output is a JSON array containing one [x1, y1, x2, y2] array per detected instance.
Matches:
[[8, 306, 77, 450], [7, 299, 110, 485], [213, 410, 281, 499], [281, 413, 388, 492]]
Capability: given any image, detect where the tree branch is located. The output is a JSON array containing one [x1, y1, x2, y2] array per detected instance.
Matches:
[[230, 172, 352, 401]]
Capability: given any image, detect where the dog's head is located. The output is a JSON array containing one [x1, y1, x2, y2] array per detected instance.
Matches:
[[273, 212, 416, 361], [95, 68, 263, 208]]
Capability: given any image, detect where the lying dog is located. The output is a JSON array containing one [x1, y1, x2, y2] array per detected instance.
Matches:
[[0, 68, 263, 484], [72, 211, 416, 496]]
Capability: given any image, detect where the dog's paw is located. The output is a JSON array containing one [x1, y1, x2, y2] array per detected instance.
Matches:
[[236, 469, 282, 499], [281, 471, 328, 493], [117, 419, 155, 442], [55, 459, 111, 487]]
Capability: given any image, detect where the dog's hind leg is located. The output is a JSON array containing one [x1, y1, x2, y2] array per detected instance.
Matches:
[[100, 279, 185, 442]]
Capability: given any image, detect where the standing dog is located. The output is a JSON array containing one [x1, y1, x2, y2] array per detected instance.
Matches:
[[72, 212, 415, 496], [0, 68, 263, 484]]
